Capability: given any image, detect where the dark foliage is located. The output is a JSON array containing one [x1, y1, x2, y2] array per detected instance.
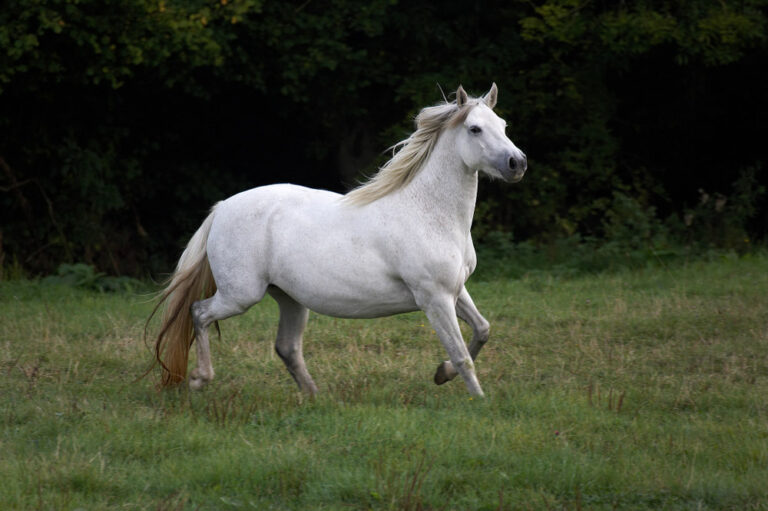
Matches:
[[1, 0, 766, 277]]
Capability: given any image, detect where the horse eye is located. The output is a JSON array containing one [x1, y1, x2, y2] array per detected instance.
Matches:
[[469, 126, 482, 135]]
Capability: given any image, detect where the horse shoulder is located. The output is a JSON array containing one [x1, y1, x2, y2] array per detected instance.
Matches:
[[395, 234, 474, 302]]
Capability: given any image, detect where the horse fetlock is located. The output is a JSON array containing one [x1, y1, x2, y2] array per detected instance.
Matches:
[[455, 357, 475, 371], [302, 380, 320, 396], [188, 367, 213, 391]]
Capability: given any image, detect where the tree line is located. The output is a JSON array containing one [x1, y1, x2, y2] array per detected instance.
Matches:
[[1, 0, 766, 276]]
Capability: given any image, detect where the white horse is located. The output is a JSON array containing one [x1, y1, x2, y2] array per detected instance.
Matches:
[[149, 84, 526, 397]]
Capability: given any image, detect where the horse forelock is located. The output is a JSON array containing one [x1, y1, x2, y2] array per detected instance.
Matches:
[[343, 99, 480, 206]]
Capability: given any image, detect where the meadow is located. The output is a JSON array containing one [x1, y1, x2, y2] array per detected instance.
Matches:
[[1, 253, 767, 510]]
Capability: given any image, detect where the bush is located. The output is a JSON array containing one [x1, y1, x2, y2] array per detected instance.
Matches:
[[41, 263, 143, 293]]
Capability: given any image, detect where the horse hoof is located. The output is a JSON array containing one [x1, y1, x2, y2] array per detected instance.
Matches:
[[434, 362, 452, 385]]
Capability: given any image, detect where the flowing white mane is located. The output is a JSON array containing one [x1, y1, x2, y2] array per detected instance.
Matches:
[[342, 98, 480, 206]]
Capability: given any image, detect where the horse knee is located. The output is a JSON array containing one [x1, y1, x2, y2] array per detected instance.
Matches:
[[476, 320, 490, 343]]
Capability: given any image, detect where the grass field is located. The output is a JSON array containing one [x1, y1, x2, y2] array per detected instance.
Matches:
[[2, 253, 767, 510]]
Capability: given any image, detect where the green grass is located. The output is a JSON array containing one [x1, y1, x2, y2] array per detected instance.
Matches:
[[2, 254, 768, 510]]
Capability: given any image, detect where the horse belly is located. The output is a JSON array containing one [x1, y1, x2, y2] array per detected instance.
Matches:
[[297, 289, 418, 319], [272, 259, 419, 319], [269, 232, 416, 318]]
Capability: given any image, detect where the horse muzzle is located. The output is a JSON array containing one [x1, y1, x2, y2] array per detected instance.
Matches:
[[503, 153, 527, 183]]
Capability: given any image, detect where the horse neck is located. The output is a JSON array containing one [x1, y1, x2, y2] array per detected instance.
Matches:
[[398, 129, 478, 236]]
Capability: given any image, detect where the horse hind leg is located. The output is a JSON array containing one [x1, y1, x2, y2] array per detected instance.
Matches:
[[269, 287, 318, 395], [189, 292, 251, 390], [434, 287, 490, 385]]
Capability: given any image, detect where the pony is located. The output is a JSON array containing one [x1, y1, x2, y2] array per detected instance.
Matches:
[[148, 84, 527, 397]]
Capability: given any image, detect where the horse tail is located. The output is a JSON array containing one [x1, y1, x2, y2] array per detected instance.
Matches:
[[146, 205, 219, 387]]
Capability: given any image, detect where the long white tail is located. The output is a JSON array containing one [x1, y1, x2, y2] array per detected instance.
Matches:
[[147, 205, 218, 387]]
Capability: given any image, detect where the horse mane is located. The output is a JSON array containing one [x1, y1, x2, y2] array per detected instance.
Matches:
[[342, 97, 480, 206]]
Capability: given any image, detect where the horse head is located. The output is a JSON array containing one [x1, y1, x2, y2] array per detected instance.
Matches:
[[454, 83, 527, 183]]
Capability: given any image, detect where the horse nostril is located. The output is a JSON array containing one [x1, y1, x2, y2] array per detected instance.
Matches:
[[509, 156, 526, 172]]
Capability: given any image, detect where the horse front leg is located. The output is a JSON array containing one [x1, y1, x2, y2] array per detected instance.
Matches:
[[422, 294, 484, 397], [434, 286, 490, 385]]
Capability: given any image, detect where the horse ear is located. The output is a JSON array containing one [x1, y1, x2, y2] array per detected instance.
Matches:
[[484, 82, 498, 109], [456, 85, 468, 107]]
